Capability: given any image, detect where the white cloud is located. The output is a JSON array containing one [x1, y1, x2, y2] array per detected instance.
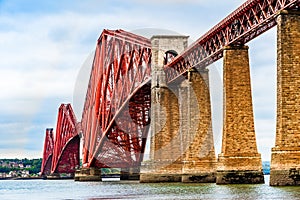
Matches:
[[0, 149, 41, 159]]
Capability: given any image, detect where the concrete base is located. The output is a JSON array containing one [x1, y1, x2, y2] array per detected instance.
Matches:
[[46, 173, 61, 180], [120, 168, 140, 180], [182, 173, 216, 183], [270, 149, 300, 186], [270, 169, 300, 186], [120, 173, 140, 180], [74, 168, 101, 182], [140, 173, 182, 183], [140, 160, 183, 183], [216, 170, 264, 184]]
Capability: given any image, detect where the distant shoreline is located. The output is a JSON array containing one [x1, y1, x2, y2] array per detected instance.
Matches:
[[0, 177, 43, 180]]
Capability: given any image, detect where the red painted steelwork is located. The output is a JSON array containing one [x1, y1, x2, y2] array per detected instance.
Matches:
[[41, 128, 54, 176], [81, 29, 151, 168], [165, 0, 300, 83], [51, 104, 80, 174]]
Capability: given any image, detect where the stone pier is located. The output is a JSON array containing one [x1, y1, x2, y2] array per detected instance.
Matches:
[[140, 35, 188, 183], [74, 167, 101, 181], [46, 173, 62, 180], [120, 167, 140, 180], [270, 10, 300, 186], [140, 84, 183, 182], [181, 69, 216, 183], [216, 45, 264, 184]]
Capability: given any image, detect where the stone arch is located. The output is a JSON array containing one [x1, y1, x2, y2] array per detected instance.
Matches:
[[164, 50, 178, 65]]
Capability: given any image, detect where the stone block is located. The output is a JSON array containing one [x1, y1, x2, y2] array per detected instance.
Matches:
[[74, 167, 101, 182], [182, 172, 216, 183], [217, 45, 264, 184], [216, 170, 264, 184], [270, 10, 300, 185]]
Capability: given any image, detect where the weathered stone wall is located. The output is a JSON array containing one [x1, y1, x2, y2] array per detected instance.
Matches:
[[181, 69, 216, 182], [140, 35, 189, 183], [270, 10, 300, 186], [149, 35, 189, 164], [151, 85, 181, 163], [217, 45, 263, 184], [142, 34, 219, 183], [150, 35, 188, 70], [221, 45, 258, 157]]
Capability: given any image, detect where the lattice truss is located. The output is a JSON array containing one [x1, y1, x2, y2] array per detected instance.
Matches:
[[165, 0, 300, 83], [51, 104, 79, 173], [41, 128, 54, 175], [81, 30, 152, 168]]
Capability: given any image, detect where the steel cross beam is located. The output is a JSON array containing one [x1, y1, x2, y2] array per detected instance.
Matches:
[[51, 104, 80, 174], [165, 0, 300, 83], [81, 29, 151, 168], [41, 128, 54, 175]]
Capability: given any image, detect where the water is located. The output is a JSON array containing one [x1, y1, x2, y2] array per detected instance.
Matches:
[[0, 176, 300, 200]]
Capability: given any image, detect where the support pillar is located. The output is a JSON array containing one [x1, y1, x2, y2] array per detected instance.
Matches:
[[140, 83, 182, 182], [270, 10, 300, 186], [74, 167, 101, 181], [217, 45, 264, 184], [46, 173, 61, 180], [120, 167, 140, 180], [140, 35, 188, 183], [181, 69, 216, 183]]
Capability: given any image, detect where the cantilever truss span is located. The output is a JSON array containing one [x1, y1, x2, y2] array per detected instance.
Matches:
[[81, 30, 152, 168], [41, 128, 54, 176], [51, 104, 80, 174]]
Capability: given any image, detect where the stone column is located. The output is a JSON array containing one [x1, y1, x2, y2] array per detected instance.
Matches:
[[216, 45, 264, 184], [140, 35, 189, 183], [140, 80, 182, 182], [270, 10, 300, 186], [120, 167, 140, 180], [74, 167, 101, 181], [181, 69, 216, 183]]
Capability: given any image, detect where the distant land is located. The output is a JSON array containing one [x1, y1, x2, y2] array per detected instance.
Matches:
[[0, 158, 42, 179], [0, 158, 271, 178]]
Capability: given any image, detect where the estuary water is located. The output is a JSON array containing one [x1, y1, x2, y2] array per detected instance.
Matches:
[[0, 176, 300, 200]]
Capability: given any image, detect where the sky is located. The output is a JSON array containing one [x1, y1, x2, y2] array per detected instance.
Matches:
[[0, 0, 277, 161]]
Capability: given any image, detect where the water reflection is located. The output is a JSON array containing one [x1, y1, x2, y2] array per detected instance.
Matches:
[[0, 176, 300, 200]]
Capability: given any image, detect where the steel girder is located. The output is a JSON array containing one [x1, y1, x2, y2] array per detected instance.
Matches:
[[51, 104, 80, 174], [165, 0, 300, 83], [41, 128, 54, 176], [81, 29, 151, 168]]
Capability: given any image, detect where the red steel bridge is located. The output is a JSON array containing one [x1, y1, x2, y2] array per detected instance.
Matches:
[[41, 104, 80, 177], [41, 0, 300, 177]]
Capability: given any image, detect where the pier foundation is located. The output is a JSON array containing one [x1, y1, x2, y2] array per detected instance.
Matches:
[[140, 35, 188, 183], [270, 10, 300, 186], [74, 168, 101, 181], [120, 167, 140, 180], [181, 69, 216, 183], [217, 45, 264, 184]]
